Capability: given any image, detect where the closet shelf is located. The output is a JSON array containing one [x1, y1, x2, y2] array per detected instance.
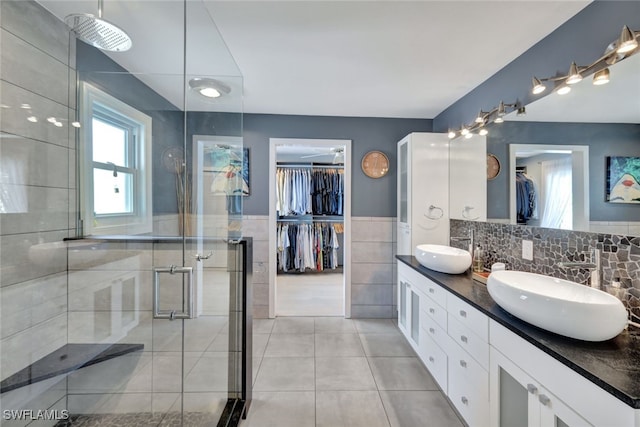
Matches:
[[277, 163, 344, 169], [278, 214, 343, 223]]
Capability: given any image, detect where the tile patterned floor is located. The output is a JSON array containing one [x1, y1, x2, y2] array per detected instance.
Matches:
[[243, 317, 464, 427], [276, 274, 344, 316], [54, 317, 463, 427]]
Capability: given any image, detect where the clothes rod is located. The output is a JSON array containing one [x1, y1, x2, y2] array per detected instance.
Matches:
[[277, 218, 344, 223], [276, 163, 344, 169]]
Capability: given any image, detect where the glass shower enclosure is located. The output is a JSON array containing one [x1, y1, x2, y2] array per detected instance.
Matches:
[[0, 0, 247, 425]]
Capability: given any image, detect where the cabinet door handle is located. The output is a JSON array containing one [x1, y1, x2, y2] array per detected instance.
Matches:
[[429, 328, 435, 334], [429, 308, 435, 314], [526, 384, 538, 394], [429, 288, 435, 294], [460, 335, 468, 343], [459, 310, 467, 317], [538, 394, 551, 406], [429, 356, 435, 363], [461, 396, 469, 405], [459, 360, 467, 368]]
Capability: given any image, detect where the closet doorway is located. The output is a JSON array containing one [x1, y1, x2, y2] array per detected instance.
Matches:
[[269, 138, 352, 318]]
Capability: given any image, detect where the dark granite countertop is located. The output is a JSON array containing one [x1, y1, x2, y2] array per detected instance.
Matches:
[[396, 255, 640, 409]]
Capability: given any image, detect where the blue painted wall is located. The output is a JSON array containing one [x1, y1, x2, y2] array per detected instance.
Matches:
[[242, 114, 432, 216]]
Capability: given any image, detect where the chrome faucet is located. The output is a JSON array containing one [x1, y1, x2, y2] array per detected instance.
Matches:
[[557, 248, 602, 289], [450, 228, 474, 262]]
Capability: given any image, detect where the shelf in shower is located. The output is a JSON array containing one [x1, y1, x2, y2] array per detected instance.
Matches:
[[0, 342, 144, 394]]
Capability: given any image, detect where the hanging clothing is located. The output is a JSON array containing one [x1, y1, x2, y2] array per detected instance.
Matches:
[[276, 222, 341, 272], [516, 172, 537, 223], [276, 168, 313, 216], [310, 168, 344, 215], [276, 167, 344, 216]]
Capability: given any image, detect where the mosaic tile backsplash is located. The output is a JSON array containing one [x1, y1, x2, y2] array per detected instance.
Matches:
[[450, 219, 640, 324]]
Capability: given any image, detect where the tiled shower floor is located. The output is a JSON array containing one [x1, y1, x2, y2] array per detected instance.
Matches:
[[55, 411, 215, 427]]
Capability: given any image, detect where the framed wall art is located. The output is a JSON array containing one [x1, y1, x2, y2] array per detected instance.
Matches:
[[605, 156, 640, 204]]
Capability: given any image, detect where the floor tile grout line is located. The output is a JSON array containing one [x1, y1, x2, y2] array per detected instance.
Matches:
[[360, 328, 394, 427]]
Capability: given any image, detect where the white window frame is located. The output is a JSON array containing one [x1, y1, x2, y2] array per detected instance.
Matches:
[[80, 82, 152, 235]]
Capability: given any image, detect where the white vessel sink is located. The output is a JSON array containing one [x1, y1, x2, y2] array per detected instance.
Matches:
[[415, 244, 471, 274], [487, 270, 628, 341]]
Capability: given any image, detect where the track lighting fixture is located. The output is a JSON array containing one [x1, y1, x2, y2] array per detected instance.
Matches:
[[532, 77, 546, 95], [530, 24, 638, 96], [566, 62, 583, 85], [592, 68, 610, 85], [454, 24, 638, 141], [464, 133, 473, 139], [617, 25, 638, 54]]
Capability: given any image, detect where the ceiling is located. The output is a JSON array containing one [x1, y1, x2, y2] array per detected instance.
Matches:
[[38, 0, 590, 118]]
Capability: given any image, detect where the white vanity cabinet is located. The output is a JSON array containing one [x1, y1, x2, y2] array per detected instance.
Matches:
[[397, 133, 449, 256], [397, 263, 490, 427], [398, 261, 640, 427], [398, 266, 425, 352], [490, 321, 636, 427]]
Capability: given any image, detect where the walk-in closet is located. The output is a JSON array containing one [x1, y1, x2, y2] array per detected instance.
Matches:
[[269, 139, 352, 317]]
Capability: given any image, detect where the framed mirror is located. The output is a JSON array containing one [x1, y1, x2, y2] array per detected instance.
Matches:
[[466, 52, 640, 235]]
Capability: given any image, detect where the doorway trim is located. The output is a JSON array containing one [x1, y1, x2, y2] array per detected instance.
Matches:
[[269, 138, 352, 318]]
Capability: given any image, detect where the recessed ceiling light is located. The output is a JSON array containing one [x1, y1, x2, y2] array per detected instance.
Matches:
[[189, 78, 231, 99]]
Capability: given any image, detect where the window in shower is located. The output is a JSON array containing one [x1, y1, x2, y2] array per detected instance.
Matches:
[[80, 82, 153, 235]]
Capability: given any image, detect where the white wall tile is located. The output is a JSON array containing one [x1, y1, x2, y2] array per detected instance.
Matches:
[[351, 263, 392, 284], [351, 305, 393, 319], [1, 0, 70, 65], [352, 242, 393, 264], [0, 135, 70, 188], [351, 284, 392, 305], [0, 230, 68, 287], [1, 314, 66, 379], [0, 81, 72, 148], [0, 185, 69, 234], [352, 219, 393, 242], [1, 28, 70, 106]]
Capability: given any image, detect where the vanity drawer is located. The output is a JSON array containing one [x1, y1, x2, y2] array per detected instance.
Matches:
[[421, 277, 447, 308], [447, 314, 489, 370], [446, 294, 488, 341], [421, 295, 447, 331], [448, 339, 489, 427], [422, 311, 448, 350], [419, 331, 448, 394]]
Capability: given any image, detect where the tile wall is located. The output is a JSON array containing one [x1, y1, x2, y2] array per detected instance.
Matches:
[[243, 216, 397, 319], [450, 219, 640, 324], [0, 0, 75, 419]]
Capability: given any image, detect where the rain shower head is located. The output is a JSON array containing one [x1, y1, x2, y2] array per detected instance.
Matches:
[[65, 0, 131, 52]]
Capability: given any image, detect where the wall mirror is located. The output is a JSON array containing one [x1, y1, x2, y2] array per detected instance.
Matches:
[[454, 52, 640, 236]]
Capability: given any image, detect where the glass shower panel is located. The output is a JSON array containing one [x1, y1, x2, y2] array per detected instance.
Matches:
[[1, 0, 244, 424], [0, 1, 76, 423]]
